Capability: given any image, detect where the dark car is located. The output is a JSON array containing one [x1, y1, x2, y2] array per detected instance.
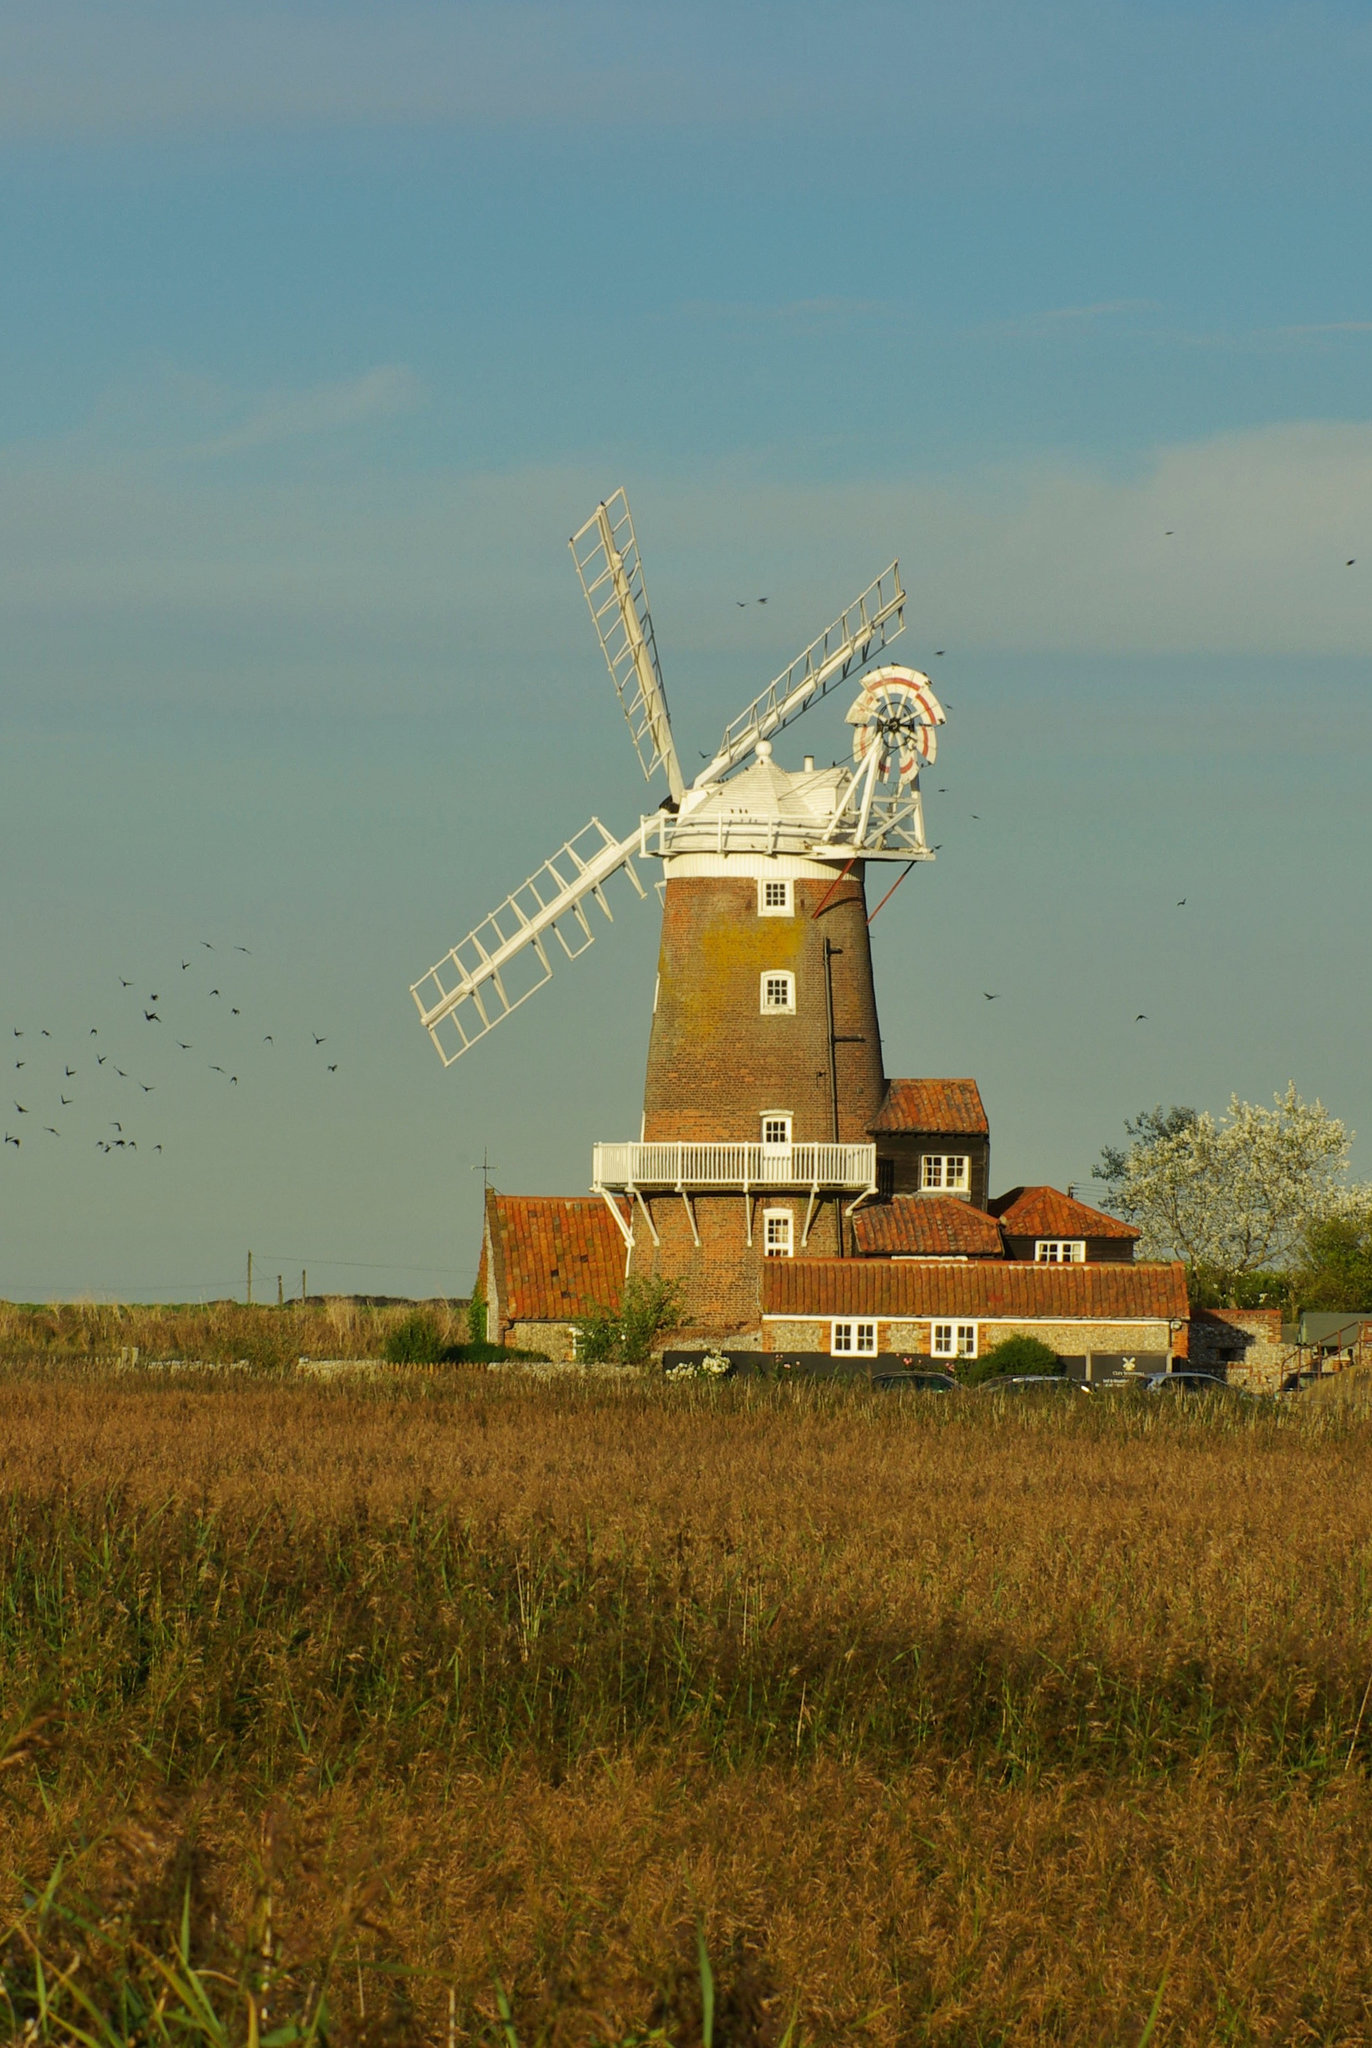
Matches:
[[872, 1370, 958, 1393], [1143, 1370, 1250, 1398], [978, 1375, 1089, 1394]]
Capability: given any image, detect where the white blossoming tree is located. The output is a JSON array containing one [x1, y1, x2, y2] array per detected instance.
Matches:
[[1093, 1085, 1368, 1297]]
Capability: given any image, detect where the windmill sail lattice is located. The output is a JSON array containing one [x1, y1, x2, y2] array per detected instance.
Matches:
[[411, 818, 645, 1066], [570, 491, 685, 802], [695, 563, 905, 786]]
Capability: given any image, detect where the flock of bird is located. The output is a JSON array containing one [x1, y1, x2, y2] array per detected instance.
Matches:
[[4, 942, 339, 1158]]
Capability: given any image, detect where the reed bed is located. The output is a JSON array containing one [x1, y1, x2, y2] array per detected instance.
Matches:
[[3, 1366, 1372, 2043], [0, 1296, 470, 1368]]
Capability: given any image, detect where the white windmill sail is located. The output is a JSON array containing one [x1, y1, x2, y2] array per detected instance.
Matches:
[[694, 562, 905, 787], [570, 489, 685, 802], [411, 819, 646, 1065]]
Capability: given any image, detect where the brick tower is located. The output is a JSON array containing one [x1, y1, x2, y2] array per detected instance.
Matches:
[[593, 743, 892, 1334]]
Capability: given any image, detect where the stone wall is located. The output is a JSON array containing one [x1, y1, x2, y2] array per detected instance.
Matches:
[[1189, 1309, 1292, 1393], [763, 1315, 1176, 1361]]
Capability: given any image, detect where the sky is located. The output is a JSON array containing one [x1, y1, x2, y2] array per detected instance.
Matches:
[[2, 0, 1371, 1302]]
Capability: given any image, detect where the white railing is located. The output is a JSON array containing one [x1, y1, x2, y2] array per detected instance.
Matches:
[[592, 1141, 876, 1191]]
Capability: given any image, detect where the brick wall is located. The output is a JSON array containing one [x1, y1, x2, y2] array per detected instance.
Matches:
[[628, 1191, 848, 1338], [642, 869, 885, 1144]]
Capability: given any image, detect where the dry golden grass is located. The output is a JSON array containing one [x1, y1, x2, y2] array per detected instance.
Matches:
[[0, 1295, 470, 1367], [4, 1364, 1372, 2043]]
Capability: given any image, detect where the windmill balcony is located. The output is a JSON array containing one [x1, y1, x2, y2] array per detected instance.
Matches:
[[592, 1140, 877, 1194]]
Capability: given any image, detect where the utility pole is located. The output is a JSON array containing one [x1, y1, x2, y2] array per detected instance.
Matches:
[[246, 1250, 253, 1305], [277, 1273, 283, 1308], [301, 1268, 307, 1303]]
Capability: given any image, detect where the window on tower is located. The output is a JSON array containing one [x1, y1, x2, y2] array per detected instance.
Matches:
[[758, 877, 793, 917], [760, 972, 796, 1014], [762, 1208, 794, 1257], [921, 1154, 970, 1191]]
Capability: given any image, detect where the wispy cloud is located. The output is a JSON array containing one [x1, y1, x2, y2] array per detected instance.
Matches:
[[190, 366, 424, 457]]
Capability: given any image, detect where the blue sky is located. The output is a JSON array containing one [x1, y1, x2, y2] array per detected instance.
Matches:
[[3, 0, 1370, 1301]]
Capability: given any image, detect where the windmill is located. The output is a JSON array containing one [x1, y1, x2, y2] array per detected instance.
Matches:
[[413, 491, 945, 1328], [411, 489, 943, 1067]]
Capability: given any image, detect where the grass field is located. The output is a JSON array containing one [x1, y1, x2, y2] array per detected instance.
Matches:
[[3, 1359, 1372, 2044]]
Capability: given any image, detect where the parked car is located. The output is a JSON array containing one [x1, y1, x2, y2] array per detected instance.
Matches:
[[872, 1370, 958, 1392], [978, 1375, 1089, 1395], [1143, 1371, 1251, 1399]]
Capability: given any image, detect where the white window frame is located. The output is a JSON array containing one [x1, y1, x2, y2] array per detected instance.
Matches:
[[758, 877, 794, 917], [921, 1153, 970, 1192], [1035, 1239, 1086, 1264], [760, 971, 796, 1015], [932, 1320, 978, 1359], [762, 1207, 794, 1258], [831, 1319, 877, 1355], [760, 1113, 793, 1155]]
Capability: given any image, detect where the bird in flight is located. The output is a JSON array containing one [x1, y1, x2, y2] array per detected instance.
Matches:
[[13, 1102, 27, 1114], [934, 650, 945, 657], [14, 1062, 24, 1070], [231, 1007, 240, 1016], [60, 1095, 71, 1106], [234, 945, 251, 954], [144, 1011, 160, 1023], [11, 1030, 20, 1038], [1177, 898, 1186, 906], [3, 1134, 17, 1148], [263, 1035, 273, 1044], [97, 1054, 107, 1066], [65, 1065, 75, 1077], [119, 978, 132, 988], [970, 813, 980, 820], [181, 960, 191, 970], [40, 1029, 49, 1038], [209, 1065, 225, 1075], [154, 1144, 163, 1153], [735, 600, 747, 608], [114, 1068, 127, 1078], [326, 1063, 338, 1073], [312, 1034, 326, 1045], [177, 1042, 192, 1051], [209, 989, 220, 998], [110, 1121, 122, 1132], [44, 1126, 59, 1137], [139, 1083, 154, 1094], [1135, 1014, 1148, 1022], [201, 941, 213, 949], [229, 1075, 238, 1086], [1348, 560, 1356, 567], [756, 596, 768, 604], [983, 992, 1000, 1001]]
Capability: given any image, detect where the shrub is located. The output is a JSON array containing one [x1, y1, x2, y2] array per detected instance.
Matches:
[[962, 1334, 1061, 1385], [574, 1277, 686, 1367], [383, 1311, 445, 1365], [467, 1291, 488, 1345]]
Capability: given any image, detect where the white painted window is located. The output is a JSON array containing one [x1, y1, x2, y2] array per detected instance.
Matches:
[[1035, 1239, 1085, 1263], [763, 1208, 794, 1258], [832, 1319, 877, 1355], [761, 971, 796, 1014], [921, 1154, 969, 1191], [760, 1114, 792, 1154], [758, 877, 794, 917], [932, 1321, 978, 1359]]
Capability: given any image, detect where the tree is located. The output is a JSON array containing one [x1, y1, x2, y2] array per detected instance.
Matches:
[[1093, 1085, 1368, 1300], [1294, 1207, 1372, 1312]]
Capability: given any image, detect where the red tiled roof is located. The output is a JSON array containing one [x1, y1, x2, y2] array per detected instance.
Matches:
[[851, 1196, 1005, 1258], [988, 1185, 1140, 1241], [764, 1258, 1186, 1321], [870, 1078, 988, 1136], [486, 1193, 625, 1323]]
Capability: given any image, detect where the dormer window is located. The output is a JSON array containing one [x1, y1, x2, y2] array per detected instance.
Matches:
[[1036, 1240, 1086, 1263], [758, 877, 793, 917]]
